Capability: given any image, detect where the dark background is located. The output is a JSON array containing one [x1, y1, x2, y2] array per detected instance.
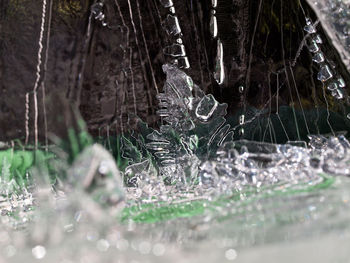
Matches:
[[1, 0, 350, 143]]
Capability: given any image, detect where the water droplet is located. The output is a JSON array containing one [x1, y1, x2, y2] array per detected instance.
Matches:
[[32, 246, 46, 259], [239, 127, 245, 136], [212, 0, 217, 8], [347, 113, 350, 119], [317, 64, 333, 82], [308, 40, 320, 53], [312, 52, 325, 63], [176, 38, 183, 44], [327, 81, 338, 91], [195, 94, 219, 121], [164, 44, 186, 57], [169, 6, 175, 14], [164, 15, 181, 35], [225, 249, 238, 261], [210, 15, 218, 38], [159, 0, 173, 7], [238, 86, 244, 93], [214, 39, 225, 85]]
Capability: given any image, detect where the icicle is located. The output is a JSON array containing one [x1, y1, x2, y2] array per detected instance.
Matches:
[[210, 11, 218, 38], [213, 39, 225, 85]]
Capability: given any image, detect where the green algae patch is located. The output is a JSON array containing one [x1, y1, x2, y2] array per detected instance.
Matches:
[[121, 174, 335, 224], [0, 149, 54, 190]]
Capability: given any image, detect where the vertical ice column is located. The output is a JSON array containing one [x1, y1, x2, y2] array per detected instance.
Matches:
[[160, 0, 190, 69], [304, 17, 347, 101]]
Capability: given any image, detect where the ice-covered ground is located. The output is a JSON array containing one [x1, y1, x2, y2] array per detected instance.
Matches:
[[2, 0, 350, 261]]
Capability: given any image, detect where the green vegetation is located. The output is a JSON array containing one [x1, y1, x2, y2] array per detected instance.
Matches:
[[120, 174, 335, 224]]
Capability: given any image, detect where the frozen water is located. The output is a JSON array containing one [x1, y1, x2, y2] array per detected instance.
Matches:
[[2, 0, 350, 261], [306, 0, 350, 72], [317, 64, 333, 82], [337, 76, 346, 87], [210, 13, 218, 38], [164, 44, 187, 57], [308, 40, 320, 53], [118, 65, 350, 200], [213, 40, 225, 85], [67, 144, 124, 206], [159, 0, 174, 8], [327, 81, 338, 91], [195, 95, 219, 121], [164, 15, 182, 36], [312, 52, 325, 63], [331, 88, 345, 99]]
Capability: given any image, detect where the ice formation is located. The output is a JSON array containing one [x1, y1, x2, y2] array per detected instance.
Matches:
[[121, 64, 350, 204], [306, 0, 350, 74]]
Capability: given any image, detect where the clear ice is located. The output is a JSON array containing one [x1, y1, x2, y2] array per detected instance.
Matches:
[[305, 0, 350, 72], [317, 64, 333, 82], [213, 39, 225, 85], [3, 1, 350, 261], [164, 15, 181, 36]]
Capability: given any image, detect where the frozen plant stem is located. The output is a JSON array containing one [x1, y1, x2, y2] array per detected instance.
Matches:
[[32, 0, 47, 149]]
